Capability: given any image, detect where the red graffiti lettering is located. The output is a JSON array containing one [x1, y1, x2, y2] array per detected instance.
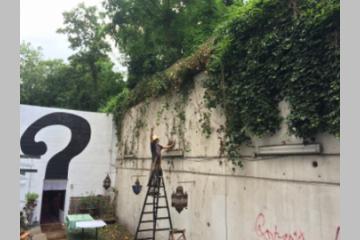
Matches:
[[255, 213, 305, 240], [335, 226, 340, 240]]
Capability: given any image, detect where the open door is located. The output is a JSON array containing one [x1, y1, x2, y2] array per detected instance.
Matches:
[[40, 190, 65, 224]]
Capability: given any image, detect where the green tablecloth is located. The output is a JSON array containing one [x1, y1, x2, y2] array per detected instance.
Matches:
[[65, 214, 94, 231]]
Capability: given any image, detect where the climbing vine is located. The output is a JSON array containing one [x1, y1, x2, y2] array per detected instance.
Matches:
[[204, 0, 339, 165], [173, 79, 194, 152], [105, 0, 339, 168], [133, 104, 148, 139], [199, 111, 213, 139], [102, 39, 213, 140]]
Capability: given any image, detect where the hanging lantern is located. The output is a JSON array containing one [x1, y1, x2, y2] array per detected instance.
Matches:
[[103, 174, 111, 190], [171, 186, 188, 213], [132, 178, 142, 195]]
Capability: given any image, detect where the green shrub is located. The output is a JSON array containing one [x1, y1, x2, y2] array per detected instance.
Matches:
[[204, 0, 340, 165], [25, 192, 39, 203]]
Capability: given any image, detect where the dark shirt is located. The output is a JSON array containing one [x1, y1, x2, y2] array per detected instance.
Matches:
[[150, 141, 163, 162]]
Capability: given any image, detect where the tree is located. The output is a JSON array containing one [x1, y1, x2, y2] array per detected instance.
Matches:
[[104, 0, 229, 88], [57, 3, 110, 53], [21, 4, 125, 111], [20, 42, 124, 111], [56, 3, 125, 111], [57, 3, 114, 96], [20, 42, 68, 106]]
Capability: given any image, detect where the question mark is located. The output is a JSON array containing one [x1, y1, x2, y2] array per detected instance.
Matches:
[[20, 112, 91, 180]]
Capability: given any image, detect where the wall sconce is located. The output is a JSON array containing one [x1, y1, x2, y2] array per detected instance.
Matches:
[[103, 174, 111, 190], [132, 178, 142, 195], [171, 186, 188, 214], [131, 175, 146, 195]]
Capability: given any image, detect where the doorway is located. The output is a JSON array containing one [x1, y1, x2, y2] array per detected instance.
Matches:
[[40, 190, 66, 224]]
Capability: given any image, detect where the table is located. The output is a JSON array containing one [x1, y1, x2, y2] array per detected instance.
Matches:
[[65, 214, 94, 231], [76, 220, 107, 240]]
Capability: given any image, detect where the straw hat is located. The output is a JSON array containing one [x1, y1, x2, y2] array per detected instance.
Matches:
[[152, 135, 159, 141]]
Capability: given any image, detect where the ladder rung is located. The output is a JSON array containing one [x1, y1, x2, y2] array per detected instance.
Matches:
[[136, 238, 154, 240], [146, 195, 165, 198], [155, 228, 171, 232], [148, 185, 164, 188], [139, 228, 170, 232], [138, 228, 154, 232], [143, 211, 154, 214], [140, 220, 154, 223], [156, 206, 167, 209], [140, 216, 170, 224]]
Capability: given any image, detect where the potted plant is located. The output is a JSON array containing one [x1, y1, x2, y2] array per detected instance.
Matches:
[[24, 192, 39, 226], [20, 211, 28, 232], [97, 196, 116, 224], [25, 192, 39, 207], [79, 195, 99, 217]]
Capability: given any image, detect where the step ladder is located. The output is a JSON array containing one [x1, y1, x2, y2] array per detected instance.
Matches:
[[134, 169, 173, 240]]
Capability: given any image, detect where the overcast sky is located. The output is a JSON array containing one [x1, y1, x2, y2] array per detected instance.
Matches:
[[20, 0, 126, 73]]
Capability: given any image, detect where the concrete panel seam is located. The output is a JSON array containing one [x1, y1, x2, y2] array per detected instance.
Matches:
[[116, 167, 340, 186], [117, 154, 339, 161]]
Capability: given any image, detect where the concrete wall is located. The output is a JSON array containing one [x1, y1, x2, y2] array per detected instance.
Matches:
[[114, 72, 340, 240], [20, 105, 117, 223]]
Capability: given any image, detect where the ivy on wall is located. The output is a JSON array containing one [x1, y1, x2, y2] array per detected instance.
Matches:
[[102, 39, 213, 139], [105, 0, 339, 167], [204, 0, 339, 164]]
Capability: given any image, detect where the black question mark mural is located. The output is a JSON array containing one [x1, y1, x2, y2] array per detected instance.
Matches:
[[20, 112, 91, 180]]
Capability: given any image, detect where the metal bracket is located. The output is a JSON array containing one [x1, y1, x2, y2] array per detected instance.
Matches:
[[131, 175, 146, 180], [177, 180, 196, 185]]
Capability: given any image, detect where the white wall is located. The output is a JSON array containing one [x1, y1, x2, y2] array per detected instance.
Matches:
[[114, 73, 340, 240], [20, 105, 117, 222]]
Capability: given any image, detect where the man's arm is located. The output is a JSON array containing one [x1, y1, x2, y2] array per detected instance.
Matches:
[[150, 127, 154, 142], [161, 140, 176, 150]]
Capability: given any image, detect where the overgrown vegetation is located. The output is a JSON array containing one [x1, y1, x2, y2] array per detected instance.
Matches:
[[106, 0, 339, 167], [203, 0, 339, 165], [21, 0, 339, 168], [20, 4, 125, 111], [104, 0, 233, 88], [199, 111, 213, 139], [101, 39, 214, 139], [78, 194, 116, 220]]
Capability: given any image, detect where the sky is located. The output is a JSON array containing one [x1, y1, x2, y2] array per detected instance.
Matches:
[[20, 0, 126, 73]]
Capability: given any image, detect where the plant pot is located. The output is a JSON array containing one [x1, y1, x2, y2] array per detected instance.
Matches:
[[79, 207, 97, 216], [26, 201, 37, 208], [89, 208, 97, 217]]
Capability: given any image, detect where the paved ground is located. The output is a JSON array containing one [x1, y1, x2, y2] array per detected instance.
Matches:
[[41, 223, 67, 240]]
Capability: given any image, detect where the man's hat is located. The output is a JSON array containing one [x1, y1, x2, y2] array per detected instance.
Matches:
[[152, 135, 159, 141]]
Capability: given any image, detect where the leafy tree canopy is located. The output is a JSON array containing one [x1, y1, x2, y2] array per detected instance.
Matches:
[[104, 0, 237, 88], [20, 4, 125, 111]]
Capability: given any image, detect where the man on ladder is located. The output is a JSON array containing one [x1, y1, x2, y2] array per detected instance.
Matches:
[[134, 128, 186, 240], [148, 128, 186, 240], [148, 127, 175, 194]]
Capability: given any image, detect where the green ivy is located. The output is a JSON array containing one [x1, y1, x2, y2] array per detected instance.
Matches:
[[199, 112, 213, 138], [102, 39, 213, 140], [105, 0, 339, 168], [204, 0, 339, 165]]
